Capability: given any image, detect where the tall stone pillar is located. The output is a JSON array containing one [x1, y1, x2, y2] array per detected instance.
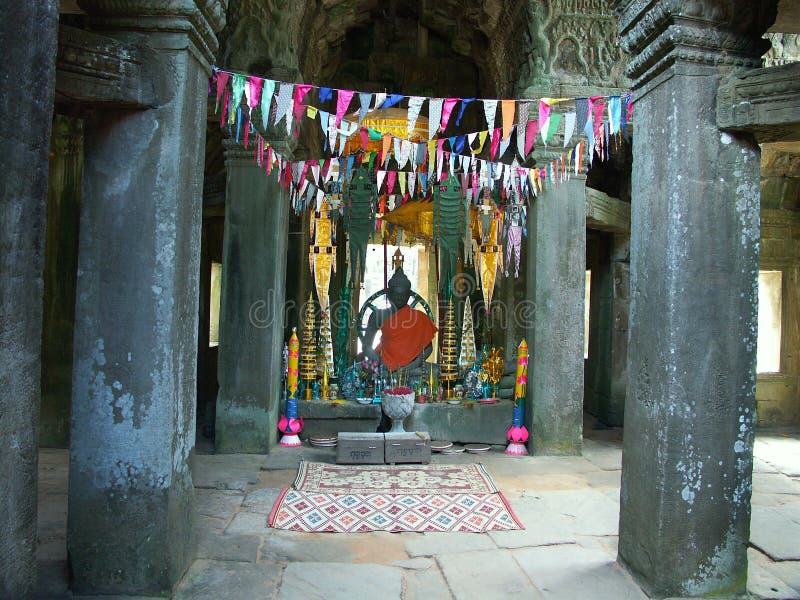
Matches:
[[613, 2, 776, 596], [0, 3, 58, 596], [526, 178, 585, 455], [41, 115, 84, 448], [215, 142, 289, 453], [67, 2, 225, 595]]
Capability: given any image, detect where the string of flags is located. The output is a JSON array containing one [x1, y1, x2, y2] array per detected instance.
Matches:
[[209, 66, 633, 212]]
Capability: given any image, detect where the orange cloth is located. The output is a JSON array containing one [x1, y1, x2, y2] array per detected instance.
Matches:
[[377, 305, 438, 371]]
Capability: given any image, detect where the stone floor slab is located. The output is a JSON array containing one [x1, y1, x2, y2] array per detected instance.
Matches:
[[489, 494, 577, 549], [262, 530, 408, 564], [194, 488, 244, 520], [226, 511, 271, 535], [392, 557, 434, 570], [174, 559, 283, 600], [404, 531, 498, 557], [404, 565, 453, 600], [761, 560, 800, 595], [241, 487, 282, 514], [191, 454, 268, 491], [196, 533, 260, 563], [582, 439, 623, 471], [752, 506, 800, 560], [437, 549, 544, 598], [513, 544, 648, 600], [277, 562, 402, 600], [748, 548, 800, 600], [753, 473, 800, 495]]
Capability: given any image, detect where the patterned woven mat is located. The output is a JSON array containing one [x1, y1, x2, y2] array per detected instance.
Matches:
[[292, 460, 499, 495], [268, 489, 523, 533], [268, 460, 523, 533]]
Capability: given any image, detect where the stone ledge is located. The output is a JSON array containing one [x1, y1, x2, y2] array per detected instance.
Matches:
[[294, 399, 514, 445], [56, 24, 157, 109], [717, 61, 800, 143]]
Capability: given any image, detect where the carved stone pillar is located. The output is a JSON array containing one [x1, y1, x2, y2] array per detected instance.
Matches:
[[215, 141, 289, 453], [612, 1, 777, 596], [0, 3, 58, 597], [67, 1, 226, 595], [526, 177, 586, 455]]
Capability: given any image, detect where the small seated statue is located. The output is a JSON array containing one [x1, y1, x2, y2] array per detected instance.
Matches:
[[361, 268, 437, 374]]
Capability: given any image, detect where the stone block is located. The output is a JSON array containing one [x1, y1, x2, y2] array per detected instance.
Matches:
[[277, 563, 403, 600], [437, 549, 544, 598], [174, 559, 283, 600], [514, 545, 647, 599]]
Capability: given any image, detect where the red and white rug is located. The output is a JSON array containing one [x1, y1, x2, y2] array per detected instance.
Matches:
[[269, 461, 523, 533]]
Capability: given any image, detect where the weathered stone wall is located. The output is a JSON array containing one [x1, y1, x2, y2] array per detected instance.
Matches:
[[517, 0, 628, 98], [757, 147, 800, 426], [0, 2, 59, 596]]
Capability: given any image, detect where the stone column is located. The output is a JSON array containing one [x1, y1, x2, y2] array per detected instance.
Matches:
[[215, 142, 289, 453], [41, 115, 84, 448], [526, 178, 585, 455], [0, 3, 58, 596], [67, 2, 225, 595], [613, 1, 775, 596]]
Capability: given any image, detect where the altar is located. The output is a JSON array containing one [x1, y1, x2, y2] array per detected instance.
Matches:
[[292, 397, 514, 445]]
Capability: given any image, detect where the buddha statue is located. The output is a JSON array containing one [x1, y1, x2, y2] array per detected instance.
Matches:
[[360, 268, 437, 373]]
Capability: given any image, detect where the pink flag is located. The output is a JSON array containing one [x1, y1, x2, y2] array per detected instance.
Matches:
[[247, 77, 263, 109], [387, 171, 397, 194], [215, 72, 229, 112], [360, 127, 368, 150], [490, 128, 501, 161], [538, 101, 551, 130], [525, 121, 537, 156], [440, 98, 459, 132], [335, 90, 355, 127], [592, 99, 606, 140]]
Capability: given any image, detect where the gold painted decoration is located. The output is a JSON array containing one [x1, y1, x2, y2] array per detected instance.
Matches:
[[459, 297, 477, 369], [287, 328, 299, 398], [483, 346, 505, 398], [309, 198, 336, 312], [476, 195, 504, 314], [439, 299, 459, 397], [300, 294, 317, 400]]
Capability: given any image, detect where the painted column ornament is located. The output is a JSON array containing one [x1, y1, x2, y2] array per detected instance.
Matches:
[[299, 294, 317, 400], [506, 339, 529, 456], [279, 328, 303, 446], [438, 298, 459, 398], [459, 296, 477, 369]]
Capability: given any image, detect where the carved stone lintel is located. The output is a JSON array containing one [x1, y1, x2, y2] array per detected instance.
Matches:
[[586, 186, 631, 232], [76, 0, 227, 69], [612, 0, 777, 89], [56, 24, 157, 110], [717, 61, 800, 142]]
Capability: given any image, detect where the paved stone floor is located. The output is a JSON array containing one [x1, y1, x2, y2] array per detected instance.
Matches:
[[35, 419, 800, 599]]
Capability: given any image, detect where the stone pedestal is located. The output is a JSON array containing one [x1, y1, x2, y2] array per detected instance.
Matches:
[[526, 178, 586, 455], [215, 143, 289, 453], [67, 2, 224, 595], [613, 1, 774, 596], [0, 2, 58, 597]]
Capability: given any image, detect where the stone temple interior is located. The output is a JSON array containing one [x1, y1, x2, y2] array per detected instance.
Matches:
[[1, 0, 800, 598]]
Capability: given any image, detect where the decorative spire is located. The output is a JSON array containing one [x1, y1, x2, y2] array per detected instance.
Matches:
[[459, 297, 476, 369]]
